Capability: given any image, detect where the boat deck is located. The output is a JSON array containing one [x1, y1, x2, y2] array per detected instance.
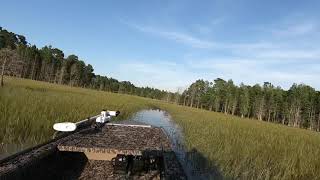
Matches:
[[0, 120, 187, 179], [58, 123, 171, 156]]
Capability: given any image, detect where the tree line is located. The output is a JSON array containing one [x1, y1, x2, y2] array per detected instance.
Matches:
[[0, 27, 176, 100], [181, 79, 320, 131], [1, 26, 320, 131]]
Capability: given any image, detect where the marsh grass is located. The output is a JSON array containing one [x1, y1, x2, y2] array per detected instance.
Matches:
[[1, 77, 320, 179], [159, 104, 320, 179], [0, 77, 150, 157]]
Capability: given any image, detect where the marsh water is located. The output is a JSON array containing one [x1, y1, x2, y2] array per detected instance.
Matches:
[[128, 109, 220, 180]]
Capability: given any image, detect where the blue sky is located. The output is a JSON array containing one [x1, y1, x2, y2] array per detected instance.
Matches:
[[1, 0, 320, 91]]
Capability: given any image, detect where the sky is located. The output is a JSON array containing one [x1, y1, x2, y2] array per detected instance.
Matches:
[[1, 0, 320, 91]]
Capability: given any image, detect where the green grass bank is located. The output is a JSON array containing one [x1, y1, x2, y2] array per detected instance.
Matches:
[[1, 77, 320, 179]]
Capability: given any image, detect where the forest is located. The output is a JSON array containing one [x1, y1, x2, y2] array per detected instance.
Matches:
[[1, 26, 320, 131], [182, 79, 320, 130], [0, 27, 175, 100]]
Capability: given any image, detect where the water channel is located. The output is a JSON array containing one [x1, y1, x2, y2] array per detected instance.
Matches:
[[127, 109, 221, 180]]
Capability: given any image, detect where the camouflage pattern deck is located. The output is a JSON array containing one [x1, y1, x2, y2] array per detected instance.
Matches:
[[0, 120, 187, 179], [58, 124, 172, 155]]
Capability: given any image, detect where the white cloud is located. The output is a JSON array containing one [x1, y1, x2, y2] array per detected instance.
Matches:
[[106, 57, 320, 92], [194, 25, 212, 34], [109, 61, 199, 92], [211, 18, 225, 26], [186, 58, 320, 89], [118, 19, 320, 90], [271, 21, 317, 37], [194, 17, 224, 34], [127, 22, 320, 60], [101, 55, 320, 91], [254, 50, 320, 59], [124, 22, 216, 48]]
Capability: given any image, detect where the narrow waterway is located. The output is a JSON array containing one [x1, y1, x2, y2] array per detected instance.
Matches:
[[128, 109, 221, 180]]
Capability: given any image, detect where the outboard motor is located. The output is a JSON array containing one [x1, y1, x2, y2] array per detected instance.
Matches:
[[94, 109, 120, 129], [95, 110, 110, 123]]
